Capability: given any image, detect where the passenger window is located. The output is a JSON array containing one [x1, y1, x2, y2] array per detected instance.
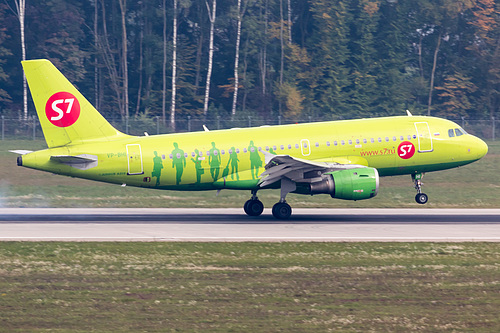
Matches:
[[221, 150, 225, 155], [191, 152, 195, 157], [315, 142, 319, 147], [326, 141, 330, 147], [371, 138, 374, 143], [266, 146, 269, 151], [295, 143, 299, 149], [334, 141, 338, 146], [169, 154, 173, 159], [363, 139, 367, 144], [385, 137, 389, 142], [199, 151, 203, 157], [341, 140, 345, 145], [356, 139, 360, 144], [448, 129, 455, 137], [348, 140, 352, 145], [288, 144, 291, 149], [400, 136, 404, 141], [413, 135, 417, 139], [250, 147, 255, 152], [243, 148, 247, 153], [184, 153, 188, 158], [273, 145, 277, 150], [280, 145, 284, 150], [236, 148, 240, 153], [407, 135, 412, 140], [228, 149, 233, 154], [393, 136, 397, 141], [378, 137, 382, 143]]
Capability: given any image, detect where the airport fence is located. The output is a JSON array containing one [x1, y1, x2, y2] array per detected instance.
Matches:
[[0, 114, 497, 141]]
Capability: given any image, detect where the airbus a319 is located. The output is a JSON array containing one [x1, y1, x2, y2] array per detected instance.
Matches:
[[12, 60, 488, 219]]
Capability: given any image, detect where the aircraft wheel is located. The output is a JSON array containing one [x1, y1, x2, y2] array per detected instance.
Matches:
[[415, 193, 428, 205], [272, 202, 292, 219], [244, 199, 264, 216]]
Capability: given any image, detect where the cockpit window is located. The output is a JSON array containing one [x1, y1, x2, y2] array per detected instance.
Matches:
[[448, 129, 455, 137], [455, 128, 465, 137]]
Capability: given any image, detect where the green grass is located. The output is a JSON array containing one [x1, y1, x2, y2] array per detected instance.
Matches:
[[0, 242, 499, 332], [1, 140, 499, 208]]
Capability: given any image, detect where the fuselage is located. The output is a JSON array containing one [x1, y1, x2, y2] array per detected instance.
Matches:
[[20, 116, 488, 192]]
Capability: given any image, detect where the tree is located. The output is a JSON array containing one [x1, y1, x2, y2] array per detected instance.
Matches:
[[203, 0, 216, 116]]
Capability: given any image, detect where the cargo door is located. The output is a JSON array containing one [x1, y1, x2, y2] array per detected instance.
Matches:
[[414, 122, 433, 153], [126, 144, 144, 175]]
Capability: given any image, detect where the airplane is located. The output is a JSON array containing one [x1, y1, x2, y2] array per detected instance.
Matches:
[[11, 59, 488, 219]]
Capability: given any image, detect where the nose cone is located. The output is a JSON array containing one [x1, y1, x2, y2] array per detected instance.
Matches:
[[472, 136, 488, 160]]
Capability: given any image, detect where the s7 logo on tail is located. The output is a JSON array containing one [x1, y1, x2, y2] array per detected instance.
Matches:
[[45, 92, 80, 127]]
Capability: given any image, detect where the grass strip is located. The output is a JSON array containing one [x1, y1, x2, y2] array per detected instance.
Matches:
[[0, 242, 499, 332]]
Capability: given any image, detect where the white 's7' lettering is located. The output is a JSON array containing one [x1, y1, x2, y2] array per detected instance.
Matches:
[[51, 98, 75, 121], [399, 145, 412, 157]]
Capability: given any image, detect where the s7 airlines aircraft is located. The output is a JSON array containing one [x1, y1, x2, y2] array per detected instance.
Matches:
[[12, 60, 488, 219]]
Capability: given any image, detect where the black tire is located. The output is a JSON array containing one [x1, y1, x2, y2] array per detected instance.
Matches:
[[272, 202, 292, 219], [244, 199, 264, 216], [415, 193, 428, 204]]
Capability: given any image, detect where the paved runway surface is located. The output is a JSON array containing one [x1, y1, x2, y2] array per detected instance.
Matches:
[[1, 208, 499, 241]]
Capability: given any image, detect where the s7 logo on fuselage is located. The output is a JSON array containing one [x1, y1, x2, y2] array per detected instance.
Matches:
[[398, 141, 415, 159]]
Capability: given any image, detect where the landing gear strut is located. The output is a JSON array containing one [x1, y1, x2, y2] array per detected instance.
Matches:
[[243, 190, 264, 216], [412, 173, 428, 204], [272, 178, 296, 219]]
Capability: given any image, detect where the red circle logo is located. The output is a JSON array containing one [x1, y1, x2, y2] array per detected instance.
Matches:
[[397, 141, 415, 159], [45, 92, 81, 127]]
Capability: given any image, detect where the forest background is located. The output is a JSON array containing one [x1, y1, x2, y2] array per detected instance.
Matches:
[[0, 0, 498, 136]]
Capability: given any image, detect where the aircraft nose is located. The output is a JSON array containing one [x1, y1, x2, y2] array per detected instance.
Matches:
[[472, 136, 488, 159]]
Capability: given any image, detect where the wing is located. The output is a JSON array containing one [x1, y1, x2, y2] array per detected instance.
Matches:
[[259, 152, 368, 188]]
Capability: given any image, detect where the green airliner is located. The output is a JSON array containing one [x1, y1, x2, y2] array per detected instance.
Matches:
[[12, 60, 488, 219]]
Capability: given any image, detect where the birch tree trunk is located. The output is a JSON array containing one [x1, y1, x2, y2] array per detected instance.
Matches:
[[162, 0, 167, 125], [13, 0, 27, 120], [204, 0, 217, 117], [94, 0, 99, 110], [231, 0, 243, 118], [427, 31, 442, 116], [170, 0, 178, 131], [287, 0, 292, 44], [118, 0, 129, 119]]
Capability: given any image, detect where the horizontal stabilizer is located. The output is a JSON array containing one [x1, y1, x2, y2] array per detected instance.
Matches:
[[9, 150, 33, 155], [50, 154, 98, 170]]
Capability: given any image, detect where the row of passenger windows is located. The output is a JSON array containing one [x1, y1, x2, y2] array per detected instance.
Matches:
[[167, 134, 418, 159]]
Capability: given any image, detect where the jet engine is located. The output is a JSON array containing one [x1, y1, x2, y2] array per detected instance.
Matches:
[[309, 167, 379, 200]]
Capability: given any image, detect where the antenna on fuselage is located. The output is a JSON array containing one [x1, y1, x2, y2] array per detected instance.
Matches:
[[406, 110, 413, 117], [203, 125, 210, 132]]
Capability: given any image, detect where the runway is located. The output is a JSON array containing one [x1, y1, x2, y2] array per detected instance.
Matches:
[[1, 208, 499, 242]]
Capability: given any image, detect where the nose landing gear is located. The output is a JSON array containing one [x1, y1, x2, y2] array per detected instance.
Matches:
[[412, 173, 428, 204]]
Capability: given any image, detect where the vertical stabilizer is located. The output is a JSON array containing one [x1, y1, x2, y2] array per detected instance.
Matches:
[[22, 59, 127, 147]]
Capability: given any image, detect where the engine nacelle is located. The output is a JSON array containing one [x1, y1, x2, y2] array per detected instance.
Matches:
[[309, 167, 379, 200]]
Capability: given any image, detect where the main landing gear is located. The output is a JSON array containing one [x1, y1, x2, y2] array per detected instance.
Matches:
[[412, 173, 428, 204], [243, 190, 264, 216], [244, 179, 296, 219]]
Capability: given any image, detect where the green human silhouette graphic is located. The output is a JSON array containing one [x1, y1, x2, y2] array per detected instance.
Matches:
[[227, 146, 239, 180], [152, 151, 163, 186], [248, 141, 262, 179], [208, 142, 221, 180], [191, 149, 204, 184], [171, 142, 186, 185]]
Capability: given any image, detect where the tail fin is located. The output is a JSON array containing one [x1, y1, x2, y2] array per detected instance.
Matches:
[[22, 59, 127, 148]]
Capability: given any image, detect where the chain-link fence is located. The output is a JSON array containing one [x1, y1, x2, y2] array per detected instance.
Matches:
[[1, 115, 497, 141]]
